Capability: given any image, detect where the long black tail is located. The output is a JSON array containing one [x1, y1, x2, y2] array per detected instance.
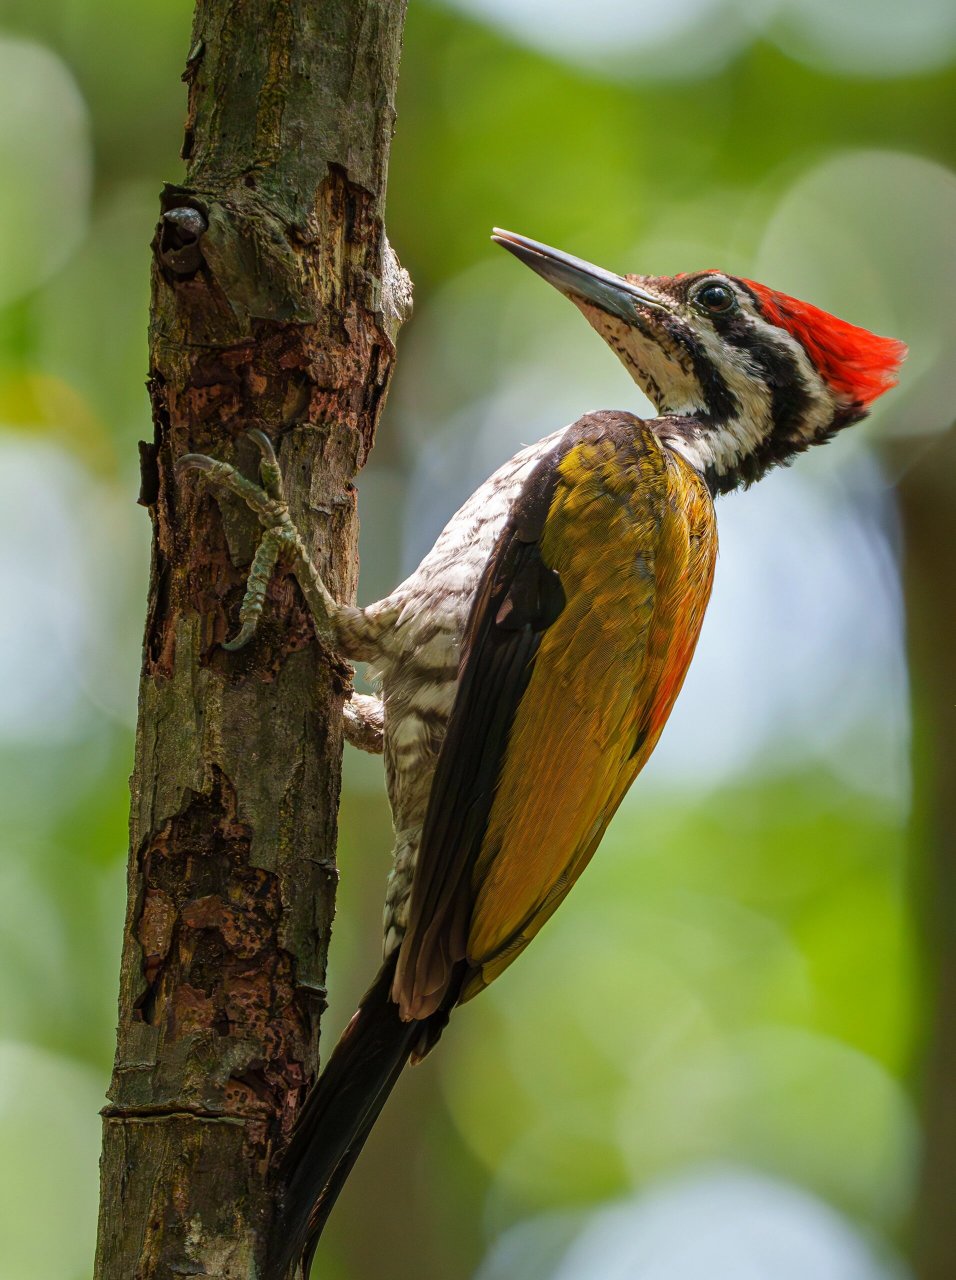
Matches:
[[265, 954, 420, 1280]]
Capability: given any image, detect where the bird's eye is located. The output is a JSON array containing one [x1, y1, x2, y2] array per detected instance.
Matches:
[[694, 282, 737, 315]]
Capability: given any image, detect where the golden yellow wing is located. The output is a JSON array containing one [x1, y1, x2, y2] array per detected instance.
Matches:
[[394, 411, 716, 1021]]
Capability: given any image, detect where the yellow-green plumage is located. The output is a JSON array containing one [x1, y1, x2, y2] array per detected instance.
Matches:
[[462, 423, 717, 998], [386, 414, 717, 1019]]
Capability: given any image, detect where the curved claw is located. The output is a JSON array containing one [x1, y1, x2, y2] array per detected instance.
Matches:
[[177, 452, 218, 475], [247, 429, 278, 467], [174, 435, 342, 658], [247, 429, 283, 500], [222, 620, 259, 652]]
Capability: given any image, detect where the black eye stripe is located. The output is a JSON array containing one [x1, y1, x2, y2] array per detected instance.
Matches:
[[720, 323, 813, 440]]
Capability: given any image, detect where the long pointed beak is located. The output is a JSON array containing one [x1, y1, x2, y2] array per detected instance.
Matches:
[[492, 229, 668, 322]]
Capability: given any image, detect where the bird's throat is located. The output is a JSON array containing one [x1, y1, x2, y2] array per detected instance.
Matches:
[[651, 410, 779, 495]]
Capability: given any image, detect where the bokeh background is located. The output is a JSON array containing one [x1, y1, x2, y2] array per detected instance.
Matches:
[[2, 1, 955, 1277]]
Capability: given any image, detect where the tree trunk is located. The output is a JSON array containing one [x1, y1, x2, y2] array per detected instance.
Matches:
[[93, 4, 411, 1277], [900, 427, 956, 1280]]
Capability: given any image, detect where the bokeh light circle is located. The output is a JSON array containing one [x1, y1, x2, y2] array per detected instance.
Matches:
[[0, 38, 93, 307]]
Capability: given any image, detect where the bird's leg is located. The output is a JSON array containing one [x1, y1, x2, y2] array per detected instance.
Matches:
[[177, 432, 387, 760]]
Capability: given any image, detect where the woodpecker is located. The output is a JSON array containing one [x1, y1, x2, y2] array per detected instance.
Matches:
[[179, 230, 906, 1276]]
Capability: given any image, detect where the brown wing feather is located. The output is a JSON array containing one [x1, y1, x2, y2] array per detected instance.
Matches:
[[392, 445, 569, 1018]]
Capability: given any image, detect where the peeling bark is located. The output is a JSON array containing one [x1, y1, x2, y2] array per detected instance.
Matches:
[[94, 4, 411, 1277]]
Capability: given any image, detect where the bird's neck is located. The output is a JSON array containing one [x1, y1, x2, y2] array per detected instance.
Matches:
[[649, 380, 856, 496], [650, 410, 771, 495]]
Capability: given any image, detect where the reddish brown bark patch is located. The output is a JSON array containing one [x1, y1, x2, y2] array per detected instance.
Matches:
[[134, 768, 308, 1129]]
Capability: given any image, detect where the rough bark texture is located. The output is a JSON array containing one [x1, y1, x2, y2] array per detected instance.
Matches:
[[900, 427, 956, 1280], [94, 4, 411, 1277]]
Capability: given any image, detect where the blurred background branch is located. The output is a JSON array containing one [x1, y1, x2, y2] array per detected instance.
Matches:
[[90, 2, 409, 1276], [899, 425, 956, 1280]]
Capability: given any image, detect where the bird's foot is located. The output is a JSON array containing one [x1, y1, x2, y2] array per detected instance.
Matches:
[[178, 430, 339, 651], [343, 692, 385, 754]]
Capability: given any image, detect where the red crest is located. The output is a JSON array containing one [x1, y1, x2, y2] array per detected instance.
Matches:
[[743, 281, 907, 407]]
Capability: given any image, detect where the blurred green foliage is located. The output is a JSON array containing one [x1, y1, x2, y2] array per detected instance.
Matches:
[[1, 2, 954, 1278]]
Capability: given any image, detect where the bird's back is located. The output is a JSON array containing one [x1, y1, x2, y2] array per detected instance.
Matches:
[[393, 412, 718, 1016]]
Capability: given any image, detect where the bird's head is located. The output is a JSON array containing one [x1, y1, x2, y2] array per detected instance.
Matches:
[[493, 229, 907, 494]]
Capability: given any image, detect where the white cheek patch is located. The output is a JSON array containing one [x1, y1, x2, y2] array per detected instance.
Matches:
[[696, 327, 773, 473], [746, 311, 836, 441], [683, 310, 838, 483], [567, 292, 841, 488]]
